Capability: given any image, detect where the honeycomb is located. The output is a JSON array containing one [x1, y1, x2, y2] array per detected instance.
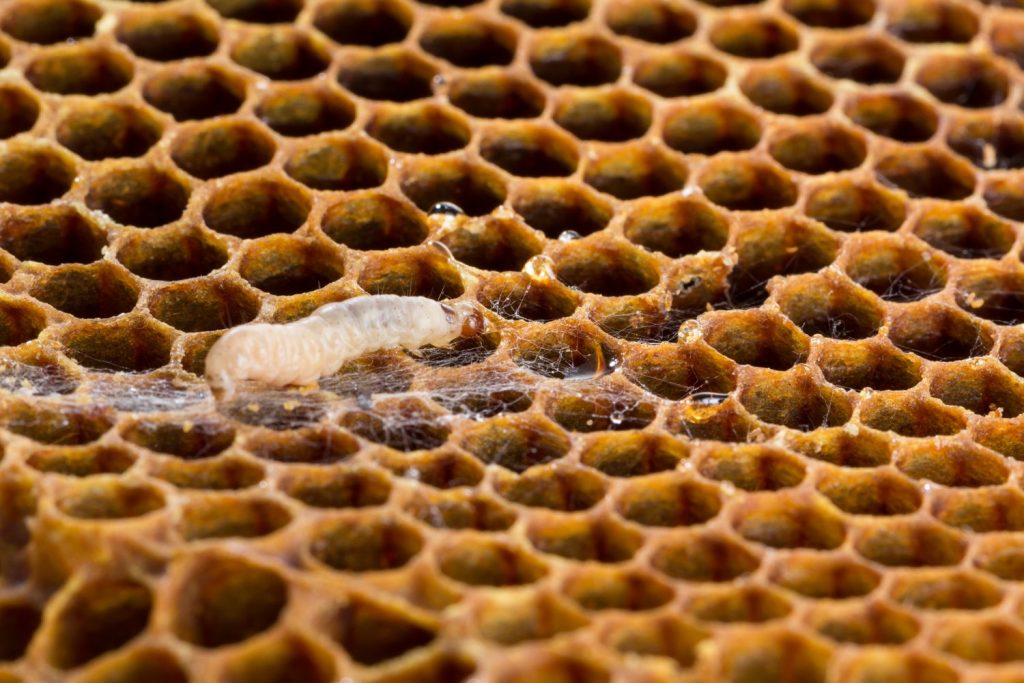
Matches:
[[2, 0, 1024, 679]]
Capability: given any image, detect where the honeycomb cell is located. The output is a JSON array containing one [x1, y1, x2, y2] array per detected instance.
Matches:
[[782, 0, 875, 27], [448, 70, 546, 118], [740, 366, 852, 430], [774, 272, 884, 341], [239, 235, 344, 296], [313, 0, 412, 47], [121, 416, 235, 459], [56, 102, 162, 162], [844, 236, 947, 303], [553, 88, 651, 142], [358, 245, 463, 299], [337, 47, 436, 102], [2, 0, 99, 44], [608, 1, 696, 43], [480, 122, 579, 177], [740, 63, 833, 116], [25, 44, 133, 95], [116, 223, 228, 281], [496, 464, 608, 511], [203, 176, 311, 238], [257, 83, 355, 138], [47, 577, 152, 670], [0, 397, 112, 444], [406, 489, 515, 531], [687, 584, 792, 624], [321, 192, 426, 250], [834, 650, 958, 683], [526, 512, 640, 562], [698, 444, 806, 491], [206, 0, 301, 22], [436, 536, 548, 586], [916, 53, 1009, 108], [844, 91, 938, 144], [622, 340, 736, 400], [528, 31, 621, 86], [671, 394, 762, 443], [0, 143, 74, 206], [768, 120, 867, 175], [563, 566, 674, 611], [715, 628, 833, 683], [26, 444, 135, 477], [788, 426, 893, 468], [419, 14, 517, 67], [623, 196, 727, 260], [28, 261, 139, 319], [148, 455, 265, 491], [709, 13, 799, 58], [399, 157, 506, 215], [886, 0, 979, 43], [472, 591, 587, 645], [602, 614, 709, 668], [912, 203, 1016, 259], [326, 595, 436, 665], [860, 391, 968, 437], [309, 511, 422, 571], [992, 15, 1024, 67], [975, 536, 1024, 580], [698, 155, 796, 211], [804, 177, 906, 232], [367, 102, 470, 155], [510, 179, 610, 238], [769, 553, 880, 598], [115, 8, 219, 62], [231, 28, 330, 81], [616, 472, 722, 526], [931, 359, 1024, 417], [931, 485, 1024, 531], [460, 413, 568, 473], [633, 49, 727, 98], [584, 143, 687, 199], [0, 85, 40, 139], [732, 493, 846, 550], [552, 237, 657, 296], [816, 338, 922, 391], [277, 466, 390, 509], [58, 316, 175, 371], [56, 477, 164, 519], [955, 265, 1024, 326], [438, 215, 543, 271], [948, 115, 1024, 170], [172, 553, 287, 648], [244, 425, 359, 464], [703, 310, 809, 370], [810, 35, 905, 84], [148, 278, 259, 332], [178, 495, 291, 541], [493, 653, 610, 683], [974, 416, 1024, 461], [985, 174, 1024, 222], [887, 302, 993, 361], [500, 0, 590, 27], [86, 163, 190, 228], [341, 397, 452, 450], [663, 99, 761, 155], [876, 147, 975, 200], [377, 448, 484, 488], [895, 439, 1009, 487], [807, 602, 919, 645], [286, 137, 387, 190], [934, 618, 1024, 663], [579, 430, 687, 477], [891, 569, 1003, 610], [0, 205, 105, 265], [143, 63, 246, 121], [854, 518, 966, 566], [171, 119, 276, 181], [221, 634, 335, 683]]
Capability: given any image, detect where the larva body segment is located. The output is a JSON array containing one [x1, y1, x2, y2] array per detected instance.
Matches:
[[204, 295, 483, 399]]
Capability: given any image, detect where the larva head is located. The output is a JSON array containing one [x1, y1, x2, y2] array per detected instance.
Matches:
[[442, 301, 487, 339]]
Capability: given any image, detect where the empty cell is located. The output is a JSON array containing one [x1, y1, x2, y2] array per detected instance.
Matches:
[[47, 577, 152, 669]]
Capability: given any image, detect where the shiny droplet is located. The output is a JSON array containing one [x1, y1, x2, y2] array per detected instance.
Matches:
[[429, 201, 464, 216]]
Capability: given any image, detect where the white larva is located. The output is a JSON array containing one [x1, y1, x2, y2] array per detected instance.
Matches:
[[204, 294, 484, 399]]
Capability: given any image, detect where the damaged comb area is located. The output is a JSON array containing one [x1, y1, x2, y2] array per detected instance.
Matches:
[[0, 0, 1024, 681]]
